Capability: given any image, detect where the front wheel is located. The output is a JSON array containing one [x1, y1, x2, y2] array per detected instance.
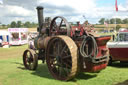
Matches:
[[23, 49, 38, 70]]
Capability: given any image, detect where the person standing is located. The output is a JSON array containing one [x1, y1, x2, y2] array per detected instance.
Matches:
[[0, 39, 3, 47]]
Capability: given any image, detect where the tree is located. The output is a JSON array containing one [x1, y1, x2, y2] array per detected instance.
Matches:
[[122, 18, 128, 24], [7, 24, 11, 28], [116, 18, 122, 24], [105, 19, 110, 24], [24, 21, 31, 28], [17, 21, 22, 27], [31, 22, 37, 27], [2, 24, 6, 29], [99, 18, 105, 24], [110, 18, 115, 24], [116, 25, 121, 31], [10, 21, 17, 28]]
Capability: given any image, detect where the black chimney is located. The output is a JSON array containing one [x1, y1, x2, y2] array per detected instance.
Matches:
[[36, 6, 44, 33]]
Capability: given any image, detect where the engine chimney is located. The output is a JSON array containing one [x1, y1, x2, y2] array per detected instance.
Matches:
[[36, 6, 44, 33]]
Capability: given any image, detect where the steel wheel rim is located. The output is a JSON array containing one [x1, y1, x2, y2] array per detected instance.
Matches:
[[23, 49, 38, 70], [46, 36, 78, 80]]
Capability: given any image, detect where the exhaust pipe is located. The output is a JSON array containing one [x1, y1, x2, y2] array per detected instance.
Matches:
[[36, 6, 44, 33]]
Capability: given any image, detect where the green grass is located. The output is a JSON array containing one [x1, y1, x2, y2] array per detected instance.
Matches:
[[0, 45, 128, 85]]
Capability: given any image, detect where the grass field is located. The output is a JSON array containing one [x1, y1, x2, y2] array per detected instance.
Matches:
[[0, 45, 128, 85], [95, 24, 128, 28]]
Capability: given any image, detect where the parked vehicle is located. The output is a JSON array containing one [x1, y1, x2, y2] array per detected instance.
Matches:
[[107, 28, 128, 65]]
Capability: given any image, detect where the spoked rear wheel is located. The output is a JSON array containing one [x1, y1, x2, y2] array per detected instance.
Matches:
[[46, 35, 78, 80], [23, 49, 38, 70]]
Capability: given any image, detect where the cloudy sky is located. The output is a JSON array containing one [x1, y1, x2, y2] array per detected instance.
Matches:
[[0, 0, 128, 25]]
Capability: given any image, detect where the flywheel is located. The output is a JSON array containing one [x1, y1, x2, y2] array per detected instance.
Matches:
[[46, 35, 78, 80], [23, 49, 38, 70]]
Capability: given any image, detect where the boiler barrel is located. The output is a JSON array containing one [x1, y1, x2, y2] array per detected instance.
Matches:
[[34, 37, 51, 49]]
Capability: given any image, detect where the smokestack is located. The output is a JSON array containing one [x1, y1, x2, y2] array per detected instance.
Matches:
[[36, 6, 44, 33]]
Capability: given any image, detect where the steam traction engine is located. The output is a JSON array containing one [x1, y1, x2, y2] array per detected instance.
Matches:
[[23, 6, 111, 80]]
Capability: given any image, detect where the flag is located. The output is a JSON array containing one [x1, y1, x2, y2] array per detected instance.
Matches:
[[0, 0, 3, 4], [104, 21, 108, 27], [115, 0, 118, 11]]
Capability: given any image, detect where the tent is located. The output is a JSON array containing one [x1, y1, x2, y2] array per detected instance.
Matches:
[[0, 30, 10, 48]]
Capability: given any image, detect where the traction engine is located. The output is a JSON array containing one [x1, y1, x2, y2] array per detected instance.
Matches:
[[23, 6, 111, 80]]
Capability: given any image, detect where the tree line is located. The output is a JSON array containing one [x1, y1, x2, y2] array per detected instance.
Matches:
[[99, 18, 128, 24], [1, 18, 128, 29], [0, 21, 38, 29], [10, 21, 38, 28]]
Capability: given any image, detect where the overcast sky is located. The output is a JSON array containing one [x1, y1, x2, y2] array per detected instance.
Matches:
[[0, 0, 128, 25]]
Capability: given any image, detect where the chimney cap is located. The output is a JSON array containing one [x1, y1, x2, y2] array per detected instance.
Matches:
[[36, 6, 44, 9]]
